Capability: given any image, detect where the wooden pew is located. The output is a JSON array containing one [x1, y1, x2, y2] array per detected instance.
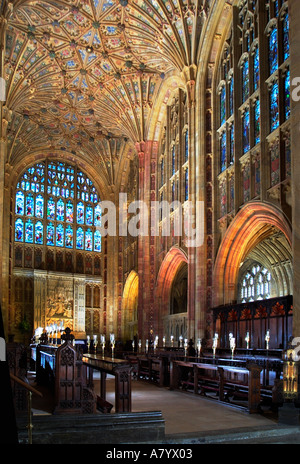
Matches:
[[170, 360, 262, 413]]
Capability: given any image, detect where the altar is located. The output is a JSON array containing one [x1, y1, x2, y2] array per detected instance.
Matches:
[[82, 353, 132, 413]]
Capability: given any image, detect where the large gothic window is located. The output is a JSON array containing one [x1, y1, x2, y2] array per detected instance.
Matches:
[[216, 0, 290, 219], [14, 160, 102, 253], [240, 264, 272, 303]]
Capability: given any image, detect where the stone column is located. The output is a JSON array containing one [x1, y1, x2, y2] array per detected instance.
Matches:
[[290, 0, 300, 337]]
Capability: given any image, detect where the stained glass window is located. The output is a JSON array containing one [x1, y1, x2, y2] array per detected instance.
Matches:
[[15, 160, 101, 253], [65, 225, 73, 248], [283, 12, 289, 61], [229, 77, 234, 115], [270, 81, 279, 132], [242, 58, 249, 102], [220, 85, 226, 125], [253, 46, 259, 91], [185, 131, 189, 162], [94, 231, 101, 252], [35, 221, 43, 245], [66, 200, 73, 223], [270, 140, 280, 186], [56, 223, 64, 247], [254, 99, 260, 145], [240, 264, 271, 303], [46, 223, 55, 246], [184, 168, 188, 201], [85, 229, 93, 251], [172, 146, 176, 175], [76, 227, 84, 249], [243, 109, 250, 154], [47, 197, 55, 220], [269, 27, 278, 75], [15, 191, 24, 215], [230, 124, 234, 164], [26, 193, 34, 216], [77, 201, 84, 224], [56, 198, 64, 222], [35, 195, 44, 218], [86, 205, 93, 225], [94, 204, 101, 226], [220, 131, 227, 172], [15, 219, 23, 242], [284, 68, 290, 121]]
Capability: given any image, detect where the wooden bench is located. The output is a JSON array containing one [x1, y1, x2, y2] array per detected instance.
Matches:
[[171, 360, 263, 413]]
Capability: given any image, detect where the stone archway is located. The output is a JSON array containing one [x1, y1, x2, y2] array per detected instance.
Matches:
[[122, 270, 139, 342], [213, 202, 292, 307], [155, 246, 188, 342]]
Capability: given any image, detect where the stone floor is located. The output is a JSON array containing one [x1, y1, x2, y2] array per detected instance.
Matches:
[[29, 372, 300, 444]]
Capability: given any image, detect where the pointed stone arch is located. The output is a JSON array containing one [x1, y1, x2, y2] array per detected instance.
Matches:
[[154, 246, 188, 340], [213, 202, 292, 307], [122, 270, 139, 341]]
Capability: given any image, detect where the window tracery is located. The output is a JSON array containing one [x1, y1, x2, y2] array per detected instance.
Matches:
[[14, 160, 102, 255]]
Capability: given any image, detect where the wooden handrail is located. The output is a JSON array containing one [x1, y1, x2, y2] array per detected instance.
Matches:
[[10, 373, 43, 398]]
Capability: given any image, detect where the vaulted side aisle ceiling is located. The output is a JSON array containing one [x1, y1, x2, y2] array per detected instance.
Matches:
[[5, 0, 212, 182]]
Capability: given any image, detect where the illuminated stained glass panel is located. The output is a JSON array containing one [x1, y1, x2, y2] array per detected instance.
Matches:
[[242, 58, 249, 102], [35, 195, 44, 218], [77, 201, 84, 224], [56, 198, 64, 221], [220, 131, 226, 172], [185, 168, 188, 201], [220, 85, 226, 125], [47, 223, 55, 246], [85, 229, 93, 251], [172, 146, 175, 175], [269, 27, 278, 75], [56, 223, 64, 247], [283, 12, 289, 61], [15, 219, 23, 242], [243, 109, 250, 154], [66, 200, 73, 223], [94, 231, 101, 252], [270, 81, 279, 132], [230, 123, 234, 164], [65, 225, 73, 248], [185, 131, 188, 162], [94, 204, 101, 226], [15, 191, 24, 215], [47, 197, 55, 220], [254, 99, 260, 145], [26, 193, 34, 216], [253, 46, 259, 91], [76, 227, 84, 249], [86, 205, 93, 225], [35, 221, 43, 245], [284, 68, 290, 121], [25, 219, 33, 243], [229, 77, 234, 115]]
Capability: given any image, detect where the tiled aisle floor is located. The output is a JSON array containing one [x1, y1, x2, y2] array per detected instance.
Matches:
[[93, 374, 275, 436]]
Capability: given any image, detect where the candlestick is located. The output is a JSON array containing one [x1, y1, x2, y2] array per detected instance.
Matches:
[[145, 339, 149, 353], [87, 335, 90, 353], [110, 333, 115, 357], [179, 335, 183, 348], [170, 335, 174, 347], [184, 338, 188, 357], [132, 340, 135, 352], [163, 336, 166, 348], [229, 333, 235, 359], [245, 331, 250, 349], [265, 330, 270, 350], [197, 338, 202, 357], [93, 334, 98, 353], [138, 339, 142, 353], [212, 333, 218, 358]]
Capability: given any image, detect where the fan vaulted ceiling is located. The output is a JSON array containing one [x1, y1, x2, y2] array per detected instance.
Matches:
[[4, 0, 212, 187]]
